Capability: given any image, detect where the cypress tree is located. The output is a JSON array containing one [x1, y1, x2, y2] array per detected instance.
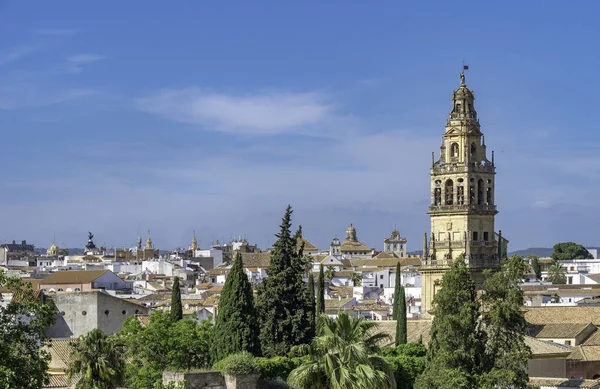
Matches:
[[255, 205, 315, 357], [316, 264, 325, 314], [307, 273, 316, 332], [210, 252, 260, 361], [393, 262, 407, 345], [170, 277, 183, 322]]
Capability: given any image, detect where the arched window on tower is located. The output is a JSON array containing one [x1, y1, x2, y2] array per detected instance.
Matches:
[[451, 143, 459, 158], [457, 186, 464, 205], [445, 179, 454, 205], [470, 143, 477, 158], [477, 179, 484, 205], [434, 188, 441, 206], [486, 187, 492, 205]]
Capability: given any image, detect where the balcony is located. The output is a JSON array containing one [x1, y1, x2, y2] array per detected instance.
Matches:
[[429, 204, 497, 213], [431, 162, 495, 175]]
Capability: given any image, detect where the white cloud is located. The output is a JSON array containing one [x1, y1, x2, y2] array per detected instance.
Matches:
[[137, 88, 335, 134], [0, 46, 38, 66]]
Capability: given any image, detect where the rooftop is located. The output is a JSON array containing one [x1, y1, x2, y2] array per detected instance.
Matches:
[[40, 270, 110, 285]]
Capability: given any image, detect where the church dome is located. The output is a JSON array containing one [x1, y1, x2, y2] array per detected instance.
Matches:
[[345, 224, 358, 242], [47, 242, 59, 255]]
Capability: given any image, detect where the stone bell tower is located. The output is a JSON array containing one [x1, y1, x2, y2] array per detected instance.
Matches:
[[420, 69, 502, 319]]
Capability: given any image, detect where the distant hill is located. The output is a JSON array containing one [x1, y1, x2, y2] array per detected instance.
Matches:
[[508, 247, 553, 257]]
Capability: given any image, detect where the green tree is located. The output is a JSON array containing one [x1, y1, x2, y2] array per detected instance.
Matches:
[[317, 264, 325, 314], [0, 272, 56, 389], [307, 273, 316, 331], [211, 252, 260, 361], [393, 263, 407, 345], [170, 277, 183, 322], [288, 312, 396, 389], [324, 267, 335, 281], [255, 205, 316, 357], [121, 311, 212, 389], [529, 255, 541, 280], [350, 272, 362, 286], [380, 343, 427, 389], [68, 329, 126, 389], [547, 259, 567, 284], [478, 255, 533, 389], [415, 258, 481, 389], [552, 242, 593, 261]]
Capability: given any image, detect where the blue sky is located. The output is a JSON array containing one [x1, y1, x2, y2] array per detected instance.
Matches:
[[0, 1, 599, 252]]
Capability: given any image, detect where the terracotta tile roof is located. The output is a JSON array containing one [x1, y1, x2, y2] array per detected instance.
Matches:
[[373, 252, 400, 259], [351, 257, 421, 268], [41, 270, 109, 285], [341, 240, 372, 252], [240, 252, 271, 268], [373, 319, 432, 347], [44, 373, 74, 388], [136, 314, 151, 327], [587, 274, 600, 283], [529, 377, 600, 388], [584, 329, 600, 345], [298, 237, 318, 252], [324, 298, 355, 309], [529, 323, 596, 339], [570, 346, 600, 362], [525, 307, 600, 326], [136, 293, 169, 302], [46, 339, 74, 372], [329, 286, 353, 299], [202, 295, 220, 307], [525, 337, 571, 357]]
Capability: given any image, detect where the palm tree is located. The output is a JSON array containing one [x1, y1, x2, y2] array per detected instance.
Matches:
[[287, 312, 396, 389], [349, 272, 362, 286], [324, 267, 335, 281], [547, 260, 567, 284], [68, 329, 126, 389]]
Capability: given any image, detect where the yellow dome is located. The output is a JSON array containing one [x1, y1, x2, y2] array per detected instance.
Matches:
[[47, 242, 59, 255]]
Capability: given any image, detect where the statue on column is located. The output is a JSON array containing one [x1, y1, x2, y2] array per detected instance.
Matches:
[[460, 71, 466, 86]]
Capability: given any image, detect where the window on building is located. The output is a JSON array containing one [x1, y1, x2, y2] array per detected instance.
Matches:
[[380, 275, 384, 279], [57, 288, 63, 292], [486, 187, 492, 205], [483, 232, 489, 241], [565, 340, 572, 346], [469, 186, 475, 204], [457, 186, 464, 205], [472, 231, 478, 241], [451, 143, 459, 158], [477, 179, 484, 205], [434, 188, 442, 206], [470, 143, 477, 157], [568, 277, 573, 285], [445, 179, 454, 205]]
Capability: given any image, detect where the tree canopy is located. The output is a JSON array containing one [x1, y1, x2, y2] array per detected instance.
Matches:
[[68, 329, 126, 389], [552, 242, 593, 261], [547, 260, 567, 284], [0, 272, 56, 389], [288, 312, 395, 389], [415, 256, 533, 389], [121, 311, 212, 388], [211, 252, 260, 361], [255, 205, 315, 357]]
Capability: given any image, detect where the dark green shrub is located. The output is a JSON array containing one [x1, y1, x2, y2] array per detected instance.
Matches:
[[255, 356, 305, 380], [214, 352, 259, 375]]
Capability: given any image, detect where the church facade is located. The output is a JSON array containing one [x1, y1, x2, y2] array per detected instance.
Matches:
[[420, 70, 503, 318]]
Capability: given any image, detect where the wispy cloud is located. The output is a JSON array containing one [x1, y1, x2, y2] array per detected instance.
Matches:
[[33, 28, 79, 36], [0, 46, 38, 66], [137, 88, 336, 135]]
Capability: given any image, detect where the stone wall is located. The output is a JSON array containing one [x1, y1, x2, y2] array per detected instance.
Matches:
[[163, 371, 225, 389]]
